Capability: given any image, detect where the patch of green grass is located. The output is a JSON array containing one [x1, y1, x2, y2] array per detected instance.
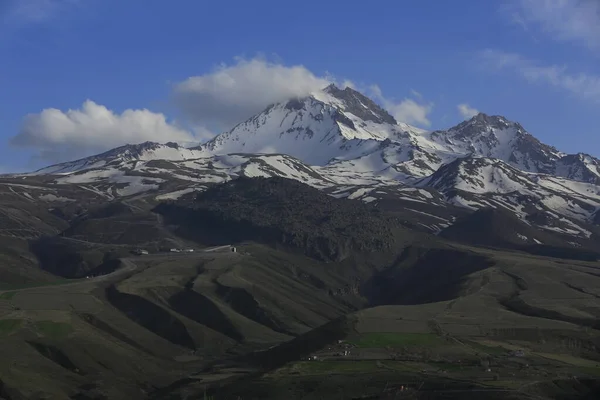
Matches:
[[281, 360, 379, 375], [428, 362, 465, 372], [349, 333, 444, 348], [0, 279, 74, 291], [202, 391, 216, 400], [0, 291, 16, 300], [379, 361, 425, 373], [484, 380, 524, 389], [34, 321, 73, 339], [535, 352, 599, 367], [468, 342, 508, 356], [0, 319, 22, 335]]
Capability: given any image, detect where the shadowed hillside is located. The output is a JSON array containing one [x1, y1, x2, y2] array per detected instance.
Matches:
[[439, 208, 557, 248], [154, 177, 421, 262], [440, 208, 600, 261]]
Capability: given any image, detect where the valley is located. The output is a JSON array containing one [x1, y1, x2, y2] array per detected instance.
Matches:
[[3, 233, 600, 399]]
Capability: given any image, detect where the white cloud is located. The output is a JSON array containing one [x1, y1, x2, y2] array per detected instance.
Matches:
[[506, 0, 600, 51], [410, 89, 423, 99], [0, 0, 84, 43], [173, 57, 332, 131], [457, 104, 479, 119], [341, 79, 356, 89], [369, 85, 433, 127], [11, 100, 196, 163], [479, 49, 600, 103], [4, 0, 80, 23], [13, 0, 62, 22], [388, 99, 433, 127], [174, 57, 433, 129]]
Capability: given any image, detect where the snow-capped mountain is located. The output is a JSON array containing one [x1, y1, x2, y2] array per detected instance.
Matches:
[[200, 85, 398, 165], [429, 114, 562, 173], [33, 142, 206, 175], [15, 84, 600, 247], [418, 156, 600, 240], [198, 84, 600, 186], [555, 153, 600, 185]]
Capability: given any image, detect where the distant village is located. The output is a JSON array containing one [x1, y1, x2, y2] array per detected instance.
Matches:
[[132, 245, 237, 256]]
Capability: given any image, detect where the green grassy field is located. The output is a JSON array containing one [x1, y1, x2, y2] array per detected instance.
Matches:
[[0, 291, 16, 300], [1, 242, 600, 399], [290, 360, 383, 374], [0, 319, 22, 335], [34, 321, 73, 339], [0, 278, 74, 291], [468, 341, 510, 356]]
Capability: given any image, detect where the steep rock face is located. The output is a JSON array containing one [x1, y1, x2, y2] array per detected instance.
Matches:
[[322, 84, 397, 125], [154, 177, 415, 262], [555, 153, 600, 184]]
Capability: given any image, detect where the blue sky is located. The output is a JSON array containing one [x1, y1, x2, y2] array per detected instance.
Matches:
[[1, 0, 599, 171]]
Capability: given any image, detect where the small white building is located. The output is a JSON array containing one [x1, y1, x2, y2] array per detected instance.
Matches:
[[231, 246, 237, 253]]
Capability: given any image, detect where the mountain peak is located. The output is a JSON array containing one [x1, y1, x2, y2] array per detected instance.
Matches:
[[105, 141, 164, 155], [446, 113, 525, 142], [467, 112, 514, 129], [89, 141, 190, 161], [321, 84, 397, 125], [323, 83, 339, 93]]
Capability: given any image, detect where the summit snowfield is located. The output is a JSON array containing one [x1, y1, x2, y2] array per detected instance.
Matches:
[[12, 84, 600, 245], [200, 84, 417, 165]]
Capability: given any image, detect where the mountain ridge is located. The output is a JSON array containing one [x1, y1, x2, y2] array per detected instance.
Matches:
[[10, 84, 600, 250], [29, 85, 596, 184]]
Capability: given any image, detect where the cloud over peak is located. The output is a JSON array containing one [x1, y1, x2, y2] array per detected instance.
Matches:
[[11, 100, 194, 163], [369, 85, 433, 127], [457, 103, 479, 119], [173, 56, 434, 131], [173, 57, 332, 131]]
